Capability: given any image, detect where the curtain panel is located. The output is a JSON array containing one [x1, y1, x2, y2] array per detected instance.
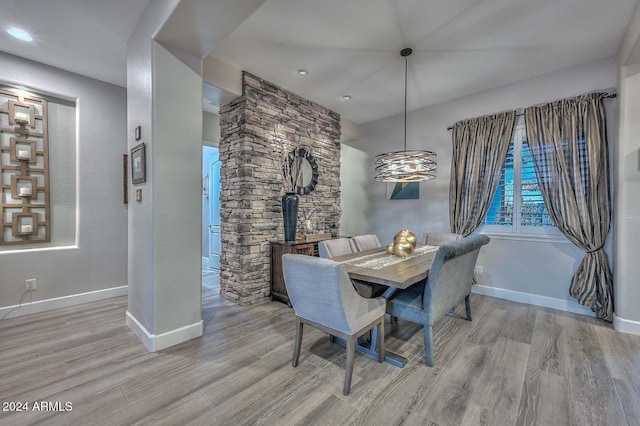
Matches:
[[449, 111, 516, 237], [524, 93, 613, 321]]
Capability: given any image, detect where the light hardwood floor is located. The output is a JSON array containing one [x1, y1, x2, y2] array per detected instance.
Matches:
[[1, 276, 639, 426]]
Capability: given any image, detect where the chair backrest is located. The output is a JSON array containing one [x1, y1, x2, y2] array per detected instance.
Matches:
[[423, 234, 490, 325], [318, 238, 356, 258], [282, 254, 381, 334], [423, 232, 462, 246], [351, 234, 381, 251]]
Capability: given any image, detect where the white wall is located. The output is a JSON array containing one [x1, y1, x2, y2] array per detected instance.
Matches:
[[126, 0, 181, 339], [126, 0, 205, 350], [615, 3, 640, 330], [615, 66, 640, 327], [343, 57, 616, 312], [203, 111, 220, 145], [340, 143, 371, 236], [0, 51, 127, 315], [126, 0, 267, 351], [152, 42, 203, 334]]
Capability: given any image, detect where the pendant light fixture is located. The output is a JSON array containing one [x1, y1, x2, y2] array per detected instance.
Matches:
[[374, 48, 437, 182]]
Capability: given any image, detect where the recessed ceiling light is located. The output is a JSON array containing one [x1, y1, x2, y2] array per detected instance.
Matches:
[[297, 69, 309, 76], [342, 95, 352, 101], [7, 28, 33, 42]]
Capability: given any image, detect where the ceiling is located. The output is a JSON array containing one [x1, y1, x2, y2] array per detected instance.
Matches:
[[210, 0, 638, 124], [0, 0, 637, 124], [0, 0, 149, 87]]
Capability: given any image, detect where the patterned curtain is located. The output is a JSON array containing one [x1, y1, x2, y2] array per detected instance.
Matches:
[[524, 93, 613, 321], [449, 111, 516, 236]]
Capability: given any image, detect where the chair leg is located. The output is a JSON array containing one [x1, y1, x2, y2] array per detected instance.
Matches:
[[376, 319, 385, 363], [344, 336, 356, 395], [390, 315, 398, 331], [465, 294, 472, 321], [292, 319, 303, 367], [424, 325, 434, 367]]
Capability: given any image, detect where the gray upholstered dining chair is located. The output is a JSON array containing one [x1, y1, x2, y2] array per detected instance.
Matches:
[[351, 234, 381, 251], [386, 234, 490, 366], [282, 254, 385, 395], [318, 238, 356, 258], [422, 232, 462, 246], [318, 237, 386, 298]]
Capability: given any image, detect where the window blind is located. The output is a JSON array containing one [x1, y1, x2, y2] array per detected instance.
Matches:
[[482, 125, 558, 235], [521, 139, 553, 227], [483, 141, 514, 226]]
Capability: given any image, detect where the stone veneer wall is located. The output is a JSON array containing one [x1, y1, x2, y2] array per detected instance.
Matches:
[[218, 72, 341, 305]]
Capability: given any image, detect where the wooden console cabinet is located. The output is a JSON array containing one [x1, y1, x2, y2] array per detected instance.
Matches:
[[270, 241, 317, 306]]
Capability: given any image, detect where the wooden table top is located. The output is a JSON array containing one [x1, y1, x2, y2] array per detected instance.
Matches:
[[333, 246, 437, 289]]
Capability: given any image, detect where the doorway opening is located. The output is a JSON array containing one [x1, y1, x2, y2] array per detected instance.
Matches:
[[202, 145, 221, 292]]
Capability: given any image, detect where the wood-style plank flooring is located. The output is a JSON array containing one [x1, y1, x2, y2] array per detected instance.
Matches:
[[1, 271, 639, 426]]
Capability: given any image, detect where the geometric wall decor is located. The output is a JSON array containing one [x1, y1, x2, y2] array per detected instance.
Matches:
[[0, 87, 50, 244]]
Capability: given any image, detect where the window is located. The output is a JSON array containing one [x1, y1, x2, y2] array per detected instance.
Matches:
[[481, 122, 559, 237]]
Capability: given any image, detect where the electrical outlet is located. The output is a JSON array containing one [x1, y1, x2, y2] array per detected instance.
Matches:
[[474, 266, 483, 276], [25, 278, 36, 291]]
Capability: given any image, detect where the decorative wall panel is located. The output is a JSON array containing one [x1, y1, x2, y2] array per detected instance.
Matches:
[[0, 88, 50, 244]]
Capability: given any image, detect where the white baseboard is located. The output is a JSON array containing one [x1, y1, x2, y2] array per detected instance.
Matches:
[[613, 314, 640, 336], [0, 285, 127, 319], [126, 311, 203, 352], [472, 284, 596, 317]]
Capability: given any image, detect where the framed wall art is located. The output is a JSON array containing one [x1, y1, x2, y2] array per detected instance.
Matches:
[[387, 182, 419, 200]]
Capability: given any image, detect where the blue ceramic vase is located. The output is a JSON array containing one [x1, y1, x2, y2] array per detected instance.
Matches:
[[282, 192, 299, 242]]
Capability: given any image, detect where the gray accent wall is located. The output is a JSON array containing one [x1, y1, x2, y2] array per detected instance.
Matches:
[[0, 51, 127, 311], [342, 58, 616, 311]]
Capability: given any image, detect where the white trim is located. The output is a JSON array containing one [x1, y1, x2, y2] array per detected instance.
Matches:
[[613, 314, 640, 336], [0, 285, 127, 319], [0, 244, 79, 255], [480, 232, 571, 244], [472, 284, 595, 317], [126, 311, 203, 352]]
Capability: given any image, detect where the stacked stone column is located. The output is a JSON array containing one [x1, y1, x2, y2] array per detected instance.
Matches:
[[219, 72, 341, 305]]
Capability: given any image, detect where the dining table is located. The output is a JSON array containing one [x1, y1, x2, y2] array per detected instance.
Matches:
[[332, 244, 440, 367]]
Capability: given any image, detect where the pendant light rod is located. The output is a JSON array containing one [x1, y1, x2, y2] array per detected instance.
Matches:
[[401, 48, 412, 152]]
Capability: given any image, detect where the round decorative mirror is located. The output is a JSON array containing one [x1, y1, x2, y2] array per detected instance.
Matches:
[[287, 147, 319, 195]]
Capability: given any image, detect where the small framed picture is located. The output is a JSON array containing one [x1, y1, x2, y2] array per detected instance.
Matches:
[[134, 126, 141, 141], [131, 142, 146, 184], [123, 154, 128, 204]]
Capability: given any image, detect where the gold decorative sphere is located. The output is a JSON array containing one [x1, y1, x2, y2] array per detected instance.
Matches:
[[387, 230, 417, 258], [393, 229, 417, 248], [393, 237, 414, 257]]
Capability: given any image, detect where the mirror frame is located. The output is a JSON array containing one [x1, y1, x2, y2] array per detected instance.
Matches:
[[288, 146, 319, 195]]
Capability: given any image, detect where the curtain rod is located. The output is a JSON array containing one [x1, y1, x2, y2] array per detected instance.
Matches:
[[446, 93, 617, 131]]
